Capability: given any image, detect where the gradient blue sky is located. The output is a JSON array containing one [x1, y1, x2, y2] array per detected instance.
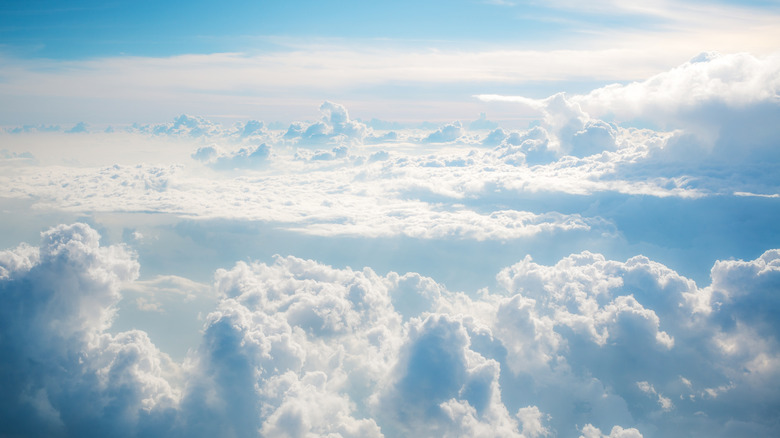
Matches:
[[3, 0, 777, 56], [2, 0, 779, 124], [0, 0, 674, 58]]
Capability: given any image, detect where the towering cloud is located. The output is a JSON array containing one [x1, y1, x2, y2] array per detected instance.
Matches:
[[0, 224, 178, 437], [2, 224, 778, 436]]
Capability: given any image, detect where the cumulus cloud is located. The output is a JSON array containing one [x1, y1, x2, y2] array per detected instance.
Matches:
[[476, 53, 780, 196], [65, 122, 89, 134], [423, 121, 465, 143], [574, 52, 780, 166], [374, 313, 521, 437], [1, 157, 612, 240], [142, 114, 226, 137], [580, 424, 643, 438], [191, 143, 272, 170], [283, 101, 370, 146], [184, 249, 780, 436], [2, 52, 780, 436], [0, 223, 178, 437], [574, 52, 780, 124], [2, 223, 780, 436], [238, 119, 266, 138]]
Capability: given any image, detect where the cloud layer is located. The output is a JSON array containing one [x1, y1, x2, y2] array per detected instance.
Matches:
[[1, 51, 779, 436], [1, 224, 779, 436]]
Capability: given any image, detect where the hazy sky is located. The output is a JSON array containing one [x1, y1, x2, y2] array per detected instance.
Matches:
[[1, 1, 780, 437], [2, 0, 779, 124]]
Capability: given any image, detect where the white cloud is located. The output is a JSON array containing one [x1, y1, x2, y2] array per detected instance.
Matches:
[[480, 50, 780, 129], [283, 101, 370, 146], [636, 381, 673, 412], [423, 121, 465, 144], [3, 223, 780, 436], [516, 406, 551, 438], [0, 153, 612, 240], [580, 424, 643, 438], [0, 223, 179, 436], [192, 143, 272, 170], [479, 53, 780, 196]]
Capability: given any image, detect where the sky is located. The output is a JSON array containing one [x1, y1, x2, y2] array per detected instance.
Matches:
[[1, 1, 780, 437]]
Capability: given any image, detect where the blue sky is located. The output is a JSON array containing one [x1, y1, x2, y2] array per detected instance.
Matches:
[[1, 1, 780, 437], [1, 0, 653, 58], [2, 0, 778, 124], [3, 0, 777, 59]]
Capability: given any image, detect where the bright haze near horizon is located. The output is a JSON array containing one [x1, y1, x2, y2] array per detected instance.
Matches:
[[1, 1, 780, 437]]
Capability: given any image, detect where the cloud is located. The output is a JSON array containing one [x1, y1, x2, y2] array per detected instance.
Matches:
[[476, 53, 780, 196], [238, 120, 266, 138], [422, 121, 465, 144], [5, 124, 62, 134], [178, 255, 401, 437], [1, 154, 613, 240], [374, 313, 521, 437], [283, 101, 370, 146], [0, 149, 36, 166], [3, 223, 780, 436], [0, 223, 178, 437], [192, 143, 272, 170], [436, 250, 780, 436], [575, 52, 780, 121], [296, 146, 349, 162], [469, 113, 500, 131], [580, 424, 643, 438], [477, 93, 621, 159], [636, 381, 673, 412], [65, 122, 89, 134], [142, 114, 226, 137], [569, 52, 780, 167]]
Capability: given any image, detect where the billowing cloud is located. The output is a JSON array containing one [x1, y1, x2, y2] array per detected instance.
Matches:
[[0, 223, 179, 437], [2, 1, 778, 436], [283, 101, 370, 146], [2, 224, 779, 436], [573, 52, 780, 124], [192, 143, 272, 170], [477, 53, 780, 197], [0, 155, 611, 240], [423, 122, 465, 144]]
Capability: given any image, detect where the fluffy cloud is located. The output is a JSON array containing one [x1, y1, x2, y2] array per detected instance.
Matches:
[[191, 143, 272, 170], [576, 52, 780, 167], [580, 424, 643, 438], [574, 52, 780, 125], [373, 313, 521, 437], [0, 224, 178, 437], [2, 223, 780, 436], [283, 101, 370, 146], [424, 249, 780, 436], [423, 121, 465, 144], [477, 53, 780, 196], [0, 157, 610, 240], [1, 52, 779, 437], [141, 114, 225, 137]]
